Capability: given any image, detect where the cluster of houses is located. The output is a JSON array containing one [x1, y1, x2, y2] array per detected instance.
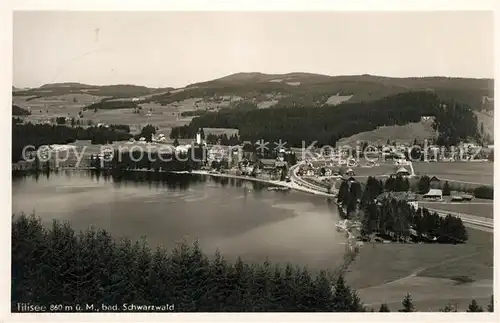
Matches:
[[297, 162, 356, 178], [204, 145, 293, 181]]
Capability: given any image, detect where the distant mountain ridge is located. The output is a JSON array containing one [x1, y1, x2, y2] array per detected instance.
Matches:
[[13, 82, 174, 99], [13, 72, 493, 111], [152, 72, 493, 111]]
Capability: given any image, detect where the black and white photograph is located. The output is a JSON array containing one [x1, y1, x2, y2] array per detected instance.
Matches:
[[4, 0, 498, 319]]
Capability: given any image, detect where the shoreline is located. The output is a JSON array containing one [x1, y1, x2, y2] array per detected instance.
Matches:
[[172, 170, 338, 198]]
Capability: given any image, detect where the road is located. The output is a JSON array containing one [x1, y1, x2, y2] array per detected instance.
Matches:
[[424, 207, 493, 232]]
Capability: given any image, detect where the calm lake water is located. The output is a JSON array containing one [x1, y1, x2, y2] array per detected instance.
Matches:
[[12, 171, 346, 271]]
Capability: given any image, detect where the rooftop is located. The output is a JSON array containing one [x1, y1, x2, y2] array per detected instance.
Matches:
[[396, 167, 409, 173], [376, 191, 417, 202], [424, 189, 443, 196]]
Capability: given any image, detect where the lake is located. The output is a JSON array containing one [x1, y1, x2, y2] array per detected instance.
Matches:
[[12, 171, 346, 271]]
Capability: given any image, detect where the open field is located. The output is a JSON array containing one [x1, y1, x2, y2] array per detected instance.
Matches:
[[337, 121, 437, 147], [347, 228, 493, 311], [419, 201, 493, 219], [13, 95, 194, 136], [13, 94, 242, 137], [325, 94, 353, 106], [412, 161, 493, 185]]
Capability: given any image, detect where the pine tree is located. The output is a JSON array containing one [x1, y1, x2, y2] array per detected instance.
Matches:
[[379, 303, 390, 312], [487, 295, 493, 312], [337, 181, 350, 207], [417, 176, 430, 194], [187, 240, 211, 310], [440, 301, 458, 312], [267, 265, 286, 311], [205, 249, 234, 311], [399, 293, 415, 312], [294, 267, 316, 311], [133, 239, 152, 303], [350, 290, 365, 312], [73, 228, 104, 304], [467, 299, 483, 312], [147, 246, 171, 305], [107, 238, 137, 304], [311, 270, 334, 311], [403, 178, 410, 192], [281, 264, 298, 311], [331, 275, 354, 312], [442, 181, 451, 196]]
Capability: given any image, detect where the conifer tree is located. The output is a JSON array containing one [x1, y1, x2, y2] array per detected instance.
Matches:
[[337, 180, 349, 207], [331, 275, 354, 312], [417, 176, 431, 194], [295, 267, 316, 311], [467, 299, 483, 312], [442, 181, 451, 196], [312, 270, 334, 311], [147, 246, 171, 305], [187, 241, 211, 310], [379, 303, 390, 312], [267, 265, 287, 311], [399, 293, 415, 312], [487, 295, 493, 312], [440, 302, 458, 312]]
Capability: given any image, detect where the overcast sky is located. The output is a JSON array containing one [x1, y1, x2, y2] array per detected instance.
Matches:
[[13, 11, 494, 88]]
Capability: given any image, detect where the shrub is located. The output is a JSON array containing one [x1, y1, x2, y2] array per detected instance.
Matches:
[[473, 186, 493, 199]]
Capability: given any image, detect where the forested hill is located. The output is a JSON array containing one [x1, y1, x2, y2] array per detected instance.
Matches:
[[13, 73, 492, 111], [12, 83, 174, 99], [170, 91, 480, 147], [151, 73, 493, 111]]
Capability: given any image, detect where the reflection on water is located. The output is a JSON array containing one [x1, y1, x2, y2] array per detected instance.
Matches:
[[12, 171, 346, 271]]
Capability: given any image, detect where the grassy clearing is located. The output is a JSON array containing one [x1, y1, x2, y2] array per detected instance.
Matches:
[[417, 228, 493, 280], [13, 95, 194, 137], [337, 121, 437, 147], [347, 228, 492, 311], [325, 94, 353, 106], [412, 161, 493, 185], [346, 228, 492, 289]]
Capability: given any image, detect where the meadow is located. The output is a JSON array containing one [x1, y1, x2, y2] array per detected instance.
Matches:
[[412, 161, 493, 185], [13, 95, 204, 136], [347, 228, 493, 311]]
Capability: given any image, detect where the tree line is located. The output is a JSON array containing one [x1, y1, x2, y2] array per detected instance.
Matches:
[[337, 174, 493, 201], [11, 213, 492, 312], [12, 122, 133, 162], [361, 199, 468, 243], [12, 105, 31, 116], [83, 99, 139, 111], [432, 101, 481, 146], [169, 92, 480, 147], [378, 293, 493, 312], [109, 147, 206, 174], [12, 213, 363, 312]]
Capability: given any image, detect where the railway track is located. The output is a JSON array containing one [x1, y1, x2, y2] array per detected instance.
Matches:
[[425, 207, 493, 229]]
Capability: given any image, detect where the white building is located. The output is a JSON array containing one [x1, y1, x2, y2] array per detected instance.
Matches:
[[175, 144, 192, 153]]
